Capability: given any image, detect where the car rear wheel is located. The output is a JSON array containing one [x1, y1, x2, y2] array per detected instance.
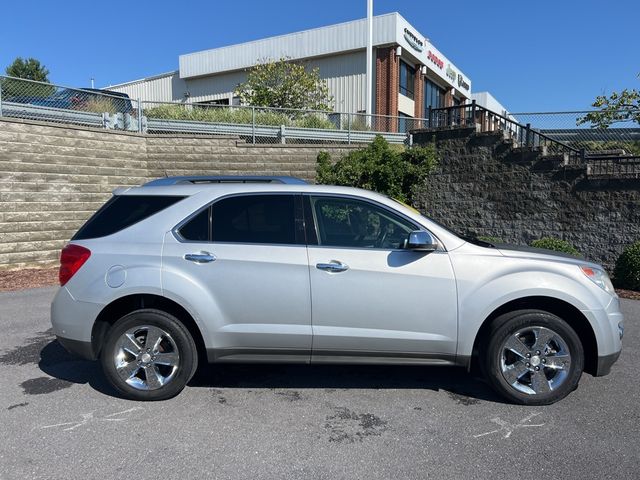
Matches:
[[484, 310, 584, 405], [101, 309, 198, 401]]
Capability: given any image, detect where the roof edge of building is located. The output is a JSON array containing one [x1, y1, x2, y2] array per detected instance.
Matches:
[[105, 70, 179, 89]]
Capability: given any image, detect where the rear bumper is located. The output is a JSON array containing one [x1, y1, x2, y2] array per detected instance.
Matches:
[[56, 336, 96, 361]]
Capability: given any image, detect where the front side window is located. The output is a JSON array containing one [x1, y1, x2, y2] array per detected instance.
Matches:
[[310, 196, 416, 249], [399, 61, 415, 99], [211, 194, 301, 245]]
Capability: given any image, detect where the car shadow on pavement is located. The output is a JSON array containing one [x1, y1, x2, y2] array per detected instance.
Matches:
[[37, 339, 503, 403], [37, 340, 119, 397], [189, 363, 505, 403]]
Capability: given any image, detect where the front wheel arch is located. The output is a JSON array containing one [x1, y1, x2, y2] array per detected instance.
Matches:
[[470, 296, 598, 376]]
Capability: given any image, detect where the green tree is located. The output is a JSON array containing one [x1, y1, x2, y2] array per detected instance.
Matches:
[[316, 135, 438, 203], [577, 74, 640, 128], [3, 57, 54, 98], [235, 58, 333, 111]]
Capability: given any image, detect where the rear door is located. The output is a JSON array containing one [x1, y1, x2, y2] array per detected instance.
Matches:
[[162, 193, 312, 362]]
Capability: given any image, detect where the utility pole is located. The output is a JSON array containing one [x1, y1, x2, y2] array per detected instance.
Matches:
[[365, 0, 373, 124]]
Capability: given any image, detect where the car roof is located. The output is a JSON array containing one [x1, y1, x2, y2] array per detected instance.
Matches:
[[114, 182, 373, 197]]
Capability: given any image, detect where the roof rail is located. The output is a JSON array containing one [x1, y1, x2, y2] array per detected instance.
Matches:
[[144, 175, 308, 186]]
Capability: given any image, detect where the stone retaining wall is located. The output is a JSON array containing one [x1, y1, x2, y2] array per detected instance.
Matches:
[[0, 118, 355, 269], [415, 130, 640, 271]]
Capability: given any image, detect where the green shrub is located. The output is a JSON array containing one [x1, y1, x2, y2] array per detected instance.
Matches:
[[316, 135, 438, 203], [614, 241, 640, 290], [477, 236, 503, 244], [530, 237, 581, 256], [294, 114, 337, 129], [144, 103, 338, 129]]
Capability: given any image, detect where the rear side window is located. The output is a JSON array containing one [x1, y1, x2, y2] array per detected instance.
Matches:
[[178, 207, 210, 241], [211, 194, 301, 245], [73, 195, 184, 240]]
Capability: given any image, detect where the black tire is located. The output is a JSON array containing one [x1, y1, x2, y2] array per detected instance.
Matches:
[[101, 309, 198, 401], [483, 309, 584, 405]]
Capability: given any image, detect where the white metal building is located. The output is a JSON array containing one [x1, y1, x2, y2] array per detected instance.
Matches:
[[108, 12, 474, 120]]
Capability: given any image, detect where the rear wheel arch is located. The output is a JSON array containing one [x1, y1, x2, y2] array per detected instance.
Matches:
[[92, 294, 207, 366], [471, 296, 598, 375]]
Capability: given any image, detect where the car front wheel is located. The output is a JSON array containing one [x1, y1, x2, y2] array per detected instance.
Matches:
[[101, 309, 198, 401], [484, 310, 584, 405]]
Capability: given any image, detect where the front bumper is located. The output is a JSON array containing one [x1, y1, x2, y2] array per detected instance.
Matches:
[[596, 350, 621, 377], [585, 295, 623, 376]]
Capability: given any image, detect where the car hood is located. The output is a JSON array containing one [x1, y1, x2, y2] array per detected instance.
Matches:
[[493, 243, 588, 265]]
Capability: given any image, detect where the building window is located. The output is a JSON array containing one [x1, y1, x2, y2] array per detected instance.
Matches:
[[399, 61, 415, 100], [424, 79, 445, 111]]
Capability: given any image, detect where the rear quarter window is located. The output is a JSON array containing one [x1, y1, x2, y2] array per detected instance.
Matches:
[[72, 195, 184, 240]]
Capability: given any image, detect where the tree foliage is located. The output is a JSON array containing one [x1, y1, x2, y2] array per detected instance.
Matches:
[[3, 57, 54, 98], [235, 58, 333, 111], [577, 74, 640, 128], [316, 135, 438, 203], [6, 57, 50, 81]]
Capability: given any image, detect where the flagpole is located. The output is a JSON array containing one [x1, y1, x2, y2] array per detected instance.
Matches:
[[365, 0, 373, 124]]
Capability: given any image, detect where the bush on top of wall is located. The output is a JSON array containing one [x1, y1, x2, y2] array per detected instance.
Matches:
[[530, 238, 581, 257], [614, 241, 640, 290]]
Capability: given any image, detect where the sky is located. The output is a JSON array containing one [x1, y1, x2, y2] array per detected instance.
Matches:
[[0, 0, 638, 112]]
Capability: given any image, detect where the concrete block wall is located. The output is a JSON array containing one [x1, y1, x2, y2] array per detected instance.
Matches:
[[0, 118, 356, 269], [0, 119, 148, 269], [146, 136, 353, 182]]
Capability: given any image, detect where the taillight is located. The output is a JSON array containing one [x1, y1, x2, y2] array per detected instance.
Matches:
[[59, 244, 91, 286]]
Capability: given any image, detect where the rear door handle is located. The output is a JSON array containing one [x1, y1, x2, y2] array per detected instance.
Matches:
[[316, 261, 349, 273], [184, 252, 216, 264]]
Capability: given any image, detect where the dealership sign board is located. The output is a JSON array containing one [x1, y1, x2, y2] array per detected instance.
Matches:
[[397, 16, 471, 92]]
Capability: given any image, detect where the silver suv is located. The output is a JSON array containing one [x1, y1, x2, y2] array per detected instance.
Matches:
[[51, 176, 623, 404]]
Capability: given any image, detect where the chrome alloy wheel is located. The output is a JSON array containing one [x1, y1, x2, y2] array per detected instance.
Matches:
[[114, 325, 180, 391], [499, 326, 571, 395]]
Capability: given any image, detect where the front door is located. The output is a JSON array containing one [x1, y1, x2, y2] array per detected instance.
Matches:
[[305, 195, 458, 362]]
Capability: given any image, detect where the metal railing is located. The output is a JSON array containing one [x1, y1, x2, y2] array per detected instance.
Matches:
[[511, 110, 640, 157], [426, 101, 582, 157], [0, 75, 415, 145], [141, 100, 413, 144]]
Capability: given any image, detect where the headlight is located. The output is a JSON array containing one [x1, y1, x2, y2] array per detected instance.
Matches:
[[580, 266, 616, 295]]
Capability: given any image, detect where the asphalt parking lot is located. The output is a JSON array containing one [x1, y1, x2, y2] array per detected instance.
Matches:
[[0, 287, 637, 480]]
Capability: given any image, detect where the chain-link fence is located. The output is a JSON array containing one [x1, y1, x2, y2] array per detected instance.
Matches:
[[2, 75, 638, 153], [511, 111, 640, 155], [0, 75, 142, 131], [0, 75, 415, 144]]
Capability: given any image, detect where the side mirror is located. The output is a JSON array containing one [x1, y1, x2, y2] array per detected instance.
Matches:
[[406, 230, 438, 252]]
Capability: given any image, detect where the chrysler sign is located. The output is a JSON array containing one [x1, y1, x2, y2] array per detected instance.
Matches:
[[403, 28, 424, 52]]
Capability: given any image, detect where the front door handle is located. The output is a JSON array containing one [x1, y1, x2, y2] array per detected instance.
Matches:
[[316, 261, 349, 273], [184, 252, 216, 264]]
